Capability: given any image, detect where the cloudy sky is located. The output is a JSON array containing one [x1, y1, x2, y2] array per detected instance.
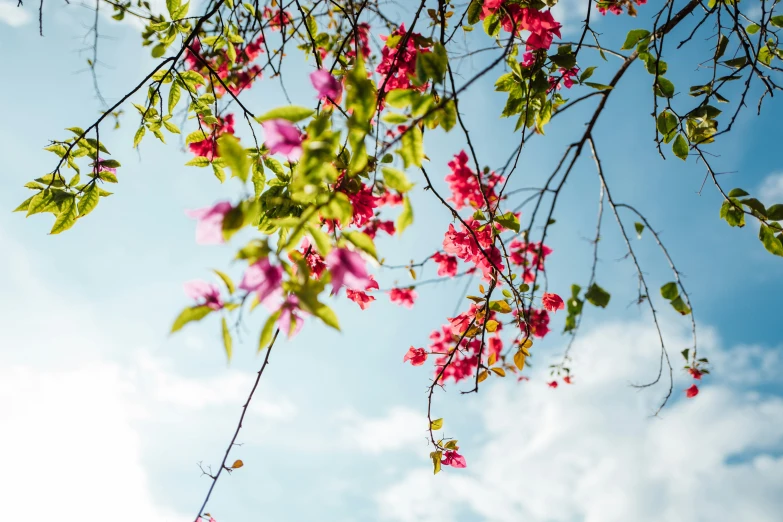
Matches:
[[1, 1, 782, 521]]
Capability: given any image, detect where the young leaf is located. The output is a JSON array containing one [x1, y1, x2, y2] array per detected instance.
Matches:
[[585, 283, 611, 308], [255, 105, 314, 123], [221, 317, 233, 361], [171, 305, 213, 333]]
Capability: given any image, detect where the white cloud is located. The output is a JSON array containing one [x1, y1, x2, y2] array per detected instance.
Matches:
[[759, 172, 783, 203], [376, 321, 783, 522], [0, 0, 30, 27], [0, 225, 296, 521], [339, 406, 428, 454]]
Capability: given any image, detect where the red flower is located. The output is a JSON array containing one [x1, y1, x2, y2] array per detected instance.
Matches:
[[441, 450, 467, 468], [432, 252, 458, 277], [403, 347, 427, 366], [685, 384, 699, 398], [689, 367, 702, 380], [563, 375, 572, 384], [548, 380, 558, 388], [346, 276, 379, 311], [389, 287, 417, 308], [542, 292, 564, 312]]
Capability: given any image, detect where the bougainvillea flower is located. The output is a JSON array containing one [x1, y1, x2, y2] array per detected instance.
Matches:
[[183, 280, 224, 310], [403, 347, 427, 366], [261, 119, 303, 161], [388, 287, 417, 308], [432, 252, 458, 277], [185, 201, 233, 245], [238, 257, 283, 305], [542, 292, 564, 312], [325, 248, 371, 294], [310, 69, 342, 100], [441, 450, 467, 468], [548, 380, 558, 388], [685, 384, 699, 398], [563, 375, 573, 384], [689, 367, 702, 380], [277, 294, 305, 338], [346, 275, 379, 310]]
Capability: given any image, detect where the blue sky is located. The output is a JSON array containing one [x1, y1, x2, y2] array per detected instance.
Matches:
[[1, 0, 783, 520]]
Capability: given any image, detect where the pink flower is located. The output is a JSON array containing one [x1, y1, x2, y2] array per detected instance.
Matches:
[[432, 252, 458, 277], [563, 375, 573, 384], [685, 384, 699, 398], [239, 257, 283, 305], [548, 380, 558, 388], [389, 287, 417, 308], [183, 280, 224, 310], [310, 69, 342, 100], [441, 450, 466, 468], [325, 248, 371, 294], [277, 295, 305, 338], [185, 201, 233, 245], [403, 347, 427, 366], [262, 119, 303, 161], [521, 51, 536, 68], [346, 276, 379, 310], [542, 293, 564, 312], [689, 367, 702, 380]]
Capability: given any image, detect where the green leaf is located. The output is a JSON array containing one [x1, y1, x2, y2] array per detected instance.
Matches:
[[382, 167, 414, 193], [720, 200, 745, 227], [467, 0, 482, 25], [496, 212, 520, 233], [342, 230, 377, 259], [396, 195, 414, 235], [166, 0, 181, 17], [766, 204, 783, 221], [255, 105, 314, 123], [313, 303, 340, 330], [656, 110, 678, 139], [621, 29, 651, 50], [213, 269, 236, 294], [585, 283, 611, 308], [584, 82, 613, 91], [483, 11, 501, 37], [212, 163, 226, 183], [77, 183, 100, 217], [771, 15, 783, 28], [655, 77, 675, 98], [50, 196, 78, 234], [672, 133, 689, 160], [258, 313, 279, 351], [415, 42, 447, 85], [306, 224, 332, 255], [168, 82, 181, 114], [723, 56, 747, 68], [741, 197, 766, 217], [670, 295, 691, 315], [398, 125, 424, 168], [171, 305, 213, 333], [221, 317, 233, 361], [217, 134, 250, 182], [27, 189, 54, 217], [430, 418, 443, 430], [634, 222, 645, 239], [660, 282, 679, 300], [728, 188, 749, 197], [759, 224, 783, 257], [746, 24, 760, 35], [715, 33, 729, 60], [579, 66, 597, 82], [430, 450, 442, 475]]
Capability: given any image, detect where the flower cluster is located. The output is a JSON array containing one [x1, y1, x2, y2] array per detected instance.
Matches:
[[596, 0, 647, 16], [188, 114, 237, 161], [184, 38, 264, 97], [508, 239, 552, 283], [443, 220, 505, 281], [377, 24, 432, 94], [480, 2, 562, 51], [445, 151, 503, 210]]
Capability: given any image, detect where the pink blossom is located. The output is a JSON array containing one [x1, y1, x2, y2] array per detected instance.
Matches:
[[686, 384, 699, 398], [325, 248, 371, 294], [403, 347, 427, 366], [432, 252, 458, 277], [185, 201, 233, 245], [346, 276, 379, 310], [310, 69, 342, 100], [441, 450, 466, 468], [239, 257, 283, 305], [563, 375, 573, 384], [277, 295, 305, 338], [389, 287, 417, 308], [183, 280, 224, 310], [689, 367, 703, 380], [262, 119, 303, 161], [548, 380, 558, 388], [542, 293, 564, 312]]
